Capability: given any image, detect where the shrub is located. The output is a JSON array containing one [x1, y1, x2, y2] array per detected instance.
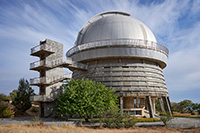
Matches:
[[191, 112, 195, 115], [0, 102, 15, 118], [30, 116, 44, 126], [160, 113, 173, 126], [133, 118, 161, 122], [123, 119, 136, 128], [100, 109, 135, 128], [31, 107, 39, 113]]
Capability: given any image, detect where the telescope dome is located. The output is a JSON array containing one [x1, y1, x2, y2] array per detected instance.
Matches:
[[76, 11, 157, 46]]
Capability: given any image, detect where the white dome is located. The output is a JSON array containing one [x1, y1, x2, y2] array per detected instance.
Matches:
[[76, 11, 157, 45]]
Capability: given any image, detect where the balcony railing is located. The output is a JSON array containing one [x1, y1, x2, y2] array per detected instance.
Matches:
[[30, 95, 53, 102], [66, 39, 169, 56], [30, 58, 64, 70], [31, 43, 54, 55], [30, 60, 46, 69], [30, 57, 88, 70], [30, 72, 72, 85]]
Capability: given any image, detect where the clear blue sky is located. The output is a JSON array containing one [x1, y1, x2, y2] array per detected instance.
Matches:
[[0, 0, 200, 103]]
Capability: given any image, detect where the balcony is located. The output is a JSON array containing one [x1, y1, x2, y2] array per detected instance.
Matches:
[[30, 77, 50, 86], [30, 95, 53, 102], [30, 72, 72, 86], [30, 60, 51, 71], [66, 39, 169, 56], [30, 43, 54, 56], [30, 57, 88, 71], [30, 58, 64, 71]]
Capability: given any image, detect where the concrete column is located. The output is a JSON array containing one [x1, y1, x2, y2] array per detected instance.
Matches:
[[152, 98, 155, 114], [167, 97, 173, 115], [146, 96, 154, 118], [120, 92, 123, 116], [162, 96, 172, 117], [136, 97, 139, 108], [158, 98, 165, 112]]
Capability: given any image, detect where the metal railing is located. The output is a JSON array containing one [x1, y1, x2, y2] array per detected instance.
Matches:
[[30, 58, 64, 69], [67, 39, 169, 56], [30, 57, 88, 70], [30, 72, 72, 85], [31, 43, 53, 54]]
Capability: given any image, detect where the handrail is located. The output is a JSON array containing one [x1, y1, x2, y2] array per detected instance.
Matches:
[[67, 39, 169, 57], [31, 43, 53, 54], [30, 57, 87, 70], [30, 72, 72, 85], [30, 58, 64, 69]]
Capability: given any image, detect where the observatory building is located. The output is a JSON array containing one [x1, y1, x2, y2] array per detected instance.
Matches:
[[30, 11, 172, 118]]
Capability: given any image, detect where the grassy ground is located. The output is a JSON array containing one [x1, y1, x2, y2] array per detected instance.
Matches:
[[173, 112, 200, 118], [0, 125, 200, 133]]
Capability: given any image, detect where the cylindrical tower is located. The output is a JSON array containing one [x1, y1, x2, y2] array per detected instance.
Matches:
[[66, 11, 172, 117]]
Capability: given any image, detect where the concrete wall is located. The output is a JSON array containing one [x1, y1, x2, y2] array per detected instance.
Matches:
[[72, 58, 169, 97], [70, 46, 168, 69]]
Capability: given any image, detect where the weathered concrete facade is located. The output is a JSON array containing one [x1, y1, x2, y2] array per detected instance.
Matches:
[[30, 11, 172, 117], [66, 11, 172, 117], [30, 39, 68, 117]]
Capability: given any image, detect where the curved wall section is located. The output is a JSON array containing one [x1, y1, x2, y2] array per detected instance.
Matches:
[[72, 58, 169, 97], [70, 46, 168, 69]]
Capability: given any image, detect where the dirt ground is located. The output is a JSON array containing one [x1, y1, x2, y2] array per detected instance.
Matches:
[[0, 125, 200, 133]]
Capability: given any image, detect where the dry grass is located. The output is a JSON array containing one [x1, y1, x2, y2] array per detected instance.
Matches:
[[173, 112, 200, 118], [1, 125, 200, 133]]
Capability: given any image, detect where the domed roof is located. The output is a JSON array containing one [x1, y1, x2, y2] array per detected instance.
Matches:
[[75, 11, 157, 46]]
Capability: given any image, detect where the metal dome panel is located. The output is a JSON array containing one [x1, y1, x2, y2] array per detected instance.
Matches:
[[76, 13, 157, 46]]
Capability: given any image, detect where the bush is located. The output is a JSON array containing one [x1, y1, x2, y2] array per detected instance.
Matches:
[[100, 109, 135, 128], [31, 107, 39, 113], [160, 113, 173, 126], [123, 119, 136, 128], [191, 112, 195, 115], [0, 102, 15, 118], [133, 118, 161, 122], [0, 94, 11, 102]]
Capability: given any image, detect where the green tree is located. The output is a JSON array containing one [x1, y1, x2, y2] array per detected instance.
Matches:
[[178, 100, 193, 113], [56, 78, 118, 122], [0, 94, 11, 102], [171, 102, 179, 112], [192, 103, 200, 115], [9, 89, 18, 101], [12, 78, 35, 112]]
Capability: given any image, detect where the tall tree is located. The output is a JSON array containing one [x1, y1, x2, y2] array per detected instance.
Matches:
[[12, 78, 35, 112], [56, 78, 118, 122]]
